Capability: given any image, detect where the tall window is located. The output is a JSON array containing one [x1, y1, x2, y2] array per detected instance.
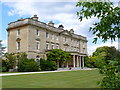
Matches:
[[36, 41, 40, 50], [56, 35, 58, 40], [17, 29, 20, 36], [46, 32, 49, 38], [46, 43, 49, 50], [52, 34, 54, 40], [17, 41, 20, 50], [36, 29, 40, 36], [51, 44, 54, 49], [64, 37, 67, 42]]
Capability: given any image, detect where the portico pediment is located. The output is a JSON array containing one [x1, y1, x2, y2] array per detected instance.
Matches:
[[59, 30, 72, 37]]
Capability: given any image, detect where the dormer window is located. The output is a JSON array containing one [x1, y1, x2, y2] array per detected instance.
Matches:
[[36, 29, 40, 36], [17, 29, 20, 36]]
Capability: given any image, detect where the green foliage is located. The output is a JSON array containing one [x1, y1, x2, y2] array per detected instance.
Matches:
[[4, 53, 16, 69], [40, 59, 57, 71], [86, 46, 120, 88], [85, 56, 96, 68], [1, 67, 7, 72], [76, 0, 120, 43], [98, 59, 120, 88], [47, 49, 71, 63], [18, 58, 39, 72], [1, 59, 9, 72]]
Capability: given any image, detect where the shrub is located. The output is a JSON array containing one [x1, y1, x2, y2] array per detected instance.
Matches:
[[40, 59, 57, 71], [2, 67, 7, 72], [18, 58, 39, 72]]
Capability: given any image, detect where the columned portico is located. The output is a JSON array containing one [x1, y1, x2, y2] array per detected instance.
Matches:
[[58, 54, 85, 68]]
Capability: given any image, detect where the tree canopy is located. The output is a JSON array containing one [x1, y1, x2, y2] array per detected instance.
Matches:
[[47, 49, 71, 63], [76, 0, 120, 43]]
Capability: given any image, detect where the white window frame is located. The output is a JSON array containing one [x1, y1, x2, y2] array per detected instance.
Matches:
[[64, 37, 67, 42], [36, 29, 40, 36], [46, 43, 49, 50], [17, 41, 20, 50], [52, 34, 54, 40], [56, 35, 59, 40], [17, 29, 20, 36], [51, 44, 54, 49], [36, 56, 40, 63], [46, 32, 49, 39], [36, 41, 40, 50], [56, 44, 59, 49]]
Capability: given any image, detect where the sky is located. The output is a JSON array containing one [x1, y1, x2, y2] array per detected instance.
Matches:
[[0, 0, 119, 55]]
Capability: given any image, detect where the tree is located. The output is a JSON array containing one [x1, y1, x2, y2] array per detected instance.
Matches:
[[0, 40, 6, 58], [76, 0, 120, 88], [47, 49, 71, 67], [4, 53, 16, 69], [40, 59, 57, 71], [18, 58, 39, 72], [76, 0, 120, 43]]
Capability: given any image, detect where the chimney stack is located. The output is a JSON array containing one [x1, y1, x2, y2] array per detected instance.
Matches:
[[32, 15, 38, 21]]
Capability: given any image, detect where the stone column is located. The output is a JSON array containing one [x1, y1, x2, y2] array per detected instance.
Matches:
[[73, 55, 75, 67], [79, 56, 81, 68], [77, 55, 79, 67], [82, 56, 84, 68]]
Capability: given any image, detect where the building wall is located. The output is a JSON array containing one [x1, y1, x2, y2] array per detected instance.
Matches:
[[7, 18, 88, 60], [8, 26, 29, 53]]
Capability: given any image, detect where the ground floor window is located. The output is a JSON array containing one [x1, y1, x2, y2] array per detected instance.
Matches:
[[36, 56, 40, 63]]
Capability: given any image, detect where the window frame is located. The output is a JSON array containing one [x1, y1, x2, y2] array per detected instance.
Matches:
[[36, 29, 40, 36], [36, 41, 40, 50], [46, 32, 49, 38], [17, 41, 20, 50], [17, 29, 20, 36]]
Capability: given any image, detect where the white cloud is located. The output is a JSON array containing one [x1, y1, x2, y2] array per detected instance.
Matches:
[[1, 40, 7, 45], [3, 0, 119, 55], [4, 1, 95, 38], [88, 41, 118, 55]]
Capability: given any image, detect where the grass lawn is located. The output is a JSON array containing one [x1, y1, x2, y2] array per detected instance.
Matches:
[[2, 69, 103, 88]]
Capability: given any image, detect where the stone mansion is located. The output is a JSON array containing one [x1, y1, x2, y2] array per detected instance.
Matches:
[[7, 15, 87, 68]]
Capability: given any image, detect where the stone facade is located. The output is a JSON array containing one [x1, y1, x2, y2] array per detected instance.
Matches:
[[7, 15, 88, 68]]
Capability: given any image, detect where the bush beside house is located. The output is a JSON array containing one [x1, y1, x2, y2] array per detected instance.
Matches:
[[40, 59, 57, 71], [18, 58, 39, 72]]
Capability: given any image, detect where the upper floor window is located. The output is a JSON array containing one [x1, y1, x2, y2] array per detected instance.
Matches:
[[36, 29, 40, 36], [46, 43, 49, 50], [46, 32, 49, 38], [17, 41, 20, 50], [56, 35, 59, 40], [36, 41, 40, 50], [64, 37, 67, 42], [83, 42, 85, 48], [52, 34, 54, 40], [17, 29, 20, 36]]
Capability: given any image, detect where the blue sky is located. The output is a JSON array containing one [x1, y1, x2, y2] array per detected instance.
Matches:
[[0, 0, 119, 55]]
